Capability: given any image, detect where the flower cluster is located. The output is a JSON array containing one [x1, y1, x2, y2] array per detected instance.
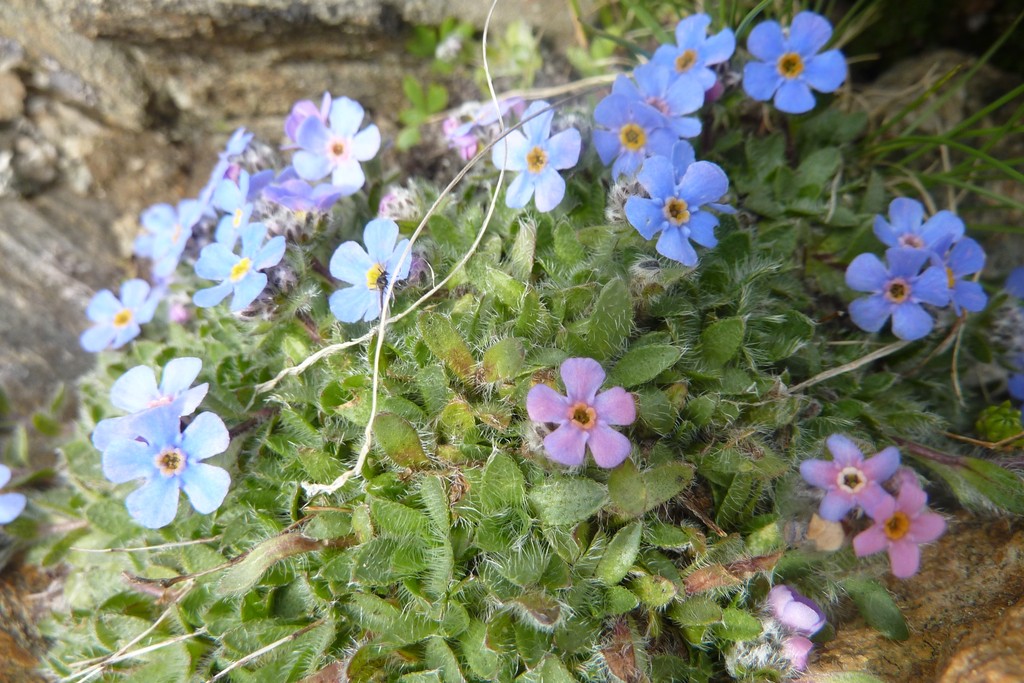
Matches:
[[801, 434, 945, 577], [91, 358, 229, 529], [846, 198, 988, 340], [526, 357, 636, 468], [767, 585, 827, 670]]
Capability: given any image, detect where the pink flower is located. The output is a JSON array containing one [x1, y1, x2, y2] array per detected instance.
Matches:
[[853, 474, 946, 578], [799, 434, 900, 520], [782, 635, 814, 670], [526, 357, 636, 468], [442, 116, 478, 161]]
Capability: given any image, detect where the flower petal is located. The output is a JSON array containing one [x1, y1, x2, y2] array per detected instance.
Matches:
[[686, 211, 719, 248], [742, 61, 782, 102], [774, 79, 816, 114], [254, 235, 286, 271], [800, 459, 838, 489], [885, 246, 930, 279], [674, 13, 711, 49], [80, 324, 116, 352], [110, 366, 159, 413], [120, 279, 152, 310], [0, 464, 10, 489], [888, 540, 921, 578], [908, 511, 946, 544], [594, 387, 636, 426], [330, 241, 374, 285], [592, 129, 621, 167], [328, 97, 365, 138], [521, 100, 554, 143], [228, 272, 267, 311], [702, 28, 736, 65], [560, 357, 606, 404], [101, 439, 155, 483], [588, 425, 632, 468], [0, 492, 26, 524], [891, 302, 934, 340], [747, 20, 785, 61], [679, 161, 729, 208], [182, 412, 230, 461], [625, 197, 668, 240], [193, 282, 233, 308], [386, 238, 412, 282], [849, 295, 892, 332], [527, 384, 569, 423], [125, 476, 180, 529], [789, 11, 833, 56], [195, 243, 238, 280], [180, 463, 231, 514], [351, 124, 381, 161], [329, 286, 374, 323], [914, 266, 952, 306], [492, 130, 530, 171], [504, 172, 535, 209], [545, 129, 582, 170], [818, 489, 854, 521], [86, 289, 121, 322], [952, 281, 988, 314], [948, 237, 985, 277], [861, 446, 900, 481], [293, 150, 332, 182], [330, 160, 366, 193], [533, 169, 566, 213], [363, 219, 400, 264], [852, 525, 888, 557], [543, 423, 587, 466], [656, 226, 699, 266], [636, 155, 677, 200], [803, 50, 846, 93], [296, 116, 331, 153]]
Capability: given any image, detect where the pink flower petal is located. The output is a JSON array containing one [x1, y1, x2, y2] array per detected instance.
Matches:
[[896, 477, 928, 514], [782, 635, 813, 671], [587, 424, 632, 468], [560, 357, 605, 404], [526, 384, 569, 423], [542, 422, 588, 466], [908, 511, 946, 544], [852, 525, 888, 557], [888, 540, 921, 578], [856, 485, 895, 520], [825, 433, 864, 467], [594, 387, 636, 426]]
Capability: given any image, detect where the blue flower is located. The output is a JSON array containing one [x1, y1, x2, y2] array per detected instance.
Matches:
[[0, 464, 27, 525], [135, 199, 203, 279], [742, 11, 846, 114], [846, 247, 950, 340], [101, 406, 230, 529], [873, 198, 963, 256], [593, 93, 677, 179], [293, 96, 381, 194], [491, 100, 582, 212], [263, 166, 345, 212], [1005, 267, 1024, 299], [611, 63, 704, 138], [197, 127, 253, 214], [193, 222, 286, 311], [624, 141, 732, 266], [651, 13, 736, 91], [942, 237, 988, 316], [92, 358, 209, 451], [212, 169, 255, 245], [80, 279, 162, 352], [329, 218, 411, 323]]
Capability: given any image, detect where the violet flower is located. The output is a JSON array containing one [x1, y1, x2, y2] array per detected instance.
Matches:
[[799, 434, 899, 520], [853, 474, 946, 578], [768, 585, 826, 636], [526, 357, 636, 468]]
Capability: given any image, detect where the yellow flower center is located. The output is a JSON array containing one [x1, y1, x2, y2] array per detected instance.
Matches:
[[885, 278, 910, 304], [836, 466, 866, 493], [675, 49, 698, 73], [663, 198, 691, 226], [883, 511, 911, 541], [232, 208, 244, 228], [331, 140, 346, 157], [526, 146, 548, 173], [778, 52, 805, 79], [366, 263, 386, 290], [155, 447, 186, 477], [619, 123, 646, 152], [946, 267, 956, 290], [113, 308, 133, 328], [230, 257, 252, 282], [171, 222, 183, 244], [568, 402, 597, 429]]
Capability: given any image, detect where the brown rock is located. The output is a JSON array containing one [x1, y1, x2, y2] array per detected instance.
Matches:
[[0, 71, 25, 121], [938, 596, 1024, 683]]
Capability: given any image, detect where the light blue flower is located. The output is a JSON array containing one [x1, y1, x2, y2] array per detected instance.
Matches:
[[212, 169, 255, 245], [942, 237, 988, 316], [624, 141, 732, 266], [651, 13, 736, 91], [263, 166, 345, 212], [846, 247, 950, 340], [611, 63, 704, 138], [80, 279, 161, 352], [593, 93, 677, 179], [491, 100, 581, 212], [101, 406, 230, 529], [742, 11, 846, 114], [92, 358, 209, 451], [193, 222, 286, 312], [293, 96, 381, 194], [197, 127, 253, 214], [0, 464, 27, 525], [873, 198, 963, 257], [135, 199, 202, 279], [329, 218, 411, 323]]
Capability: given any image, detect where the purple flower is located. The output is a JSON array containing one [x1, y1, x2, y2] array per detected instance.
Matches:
[[442, 116, 478, 161], [526, 357, 636, 468], [742, 11, 847, 114], [799, 434, 900, 520], [593, 93, 677, 179], [263, 167, 344, 213], [491, 100, 582, 212], [92, 358, 209, 450], [846, 247, 951, 340], [781, 635, 814, 671], [101, 406, 230, 529], [942, 237, 988, 315], [284, 92, 331, 145], [768, 585, 826, 636], [611, 63, 704, 138], [329, 218, 411, 323], [853, 474, 946, 578], [651, 13, 736, 91], [1006, 266, 1024, 299], [293, 96, 381, 194], [0, 465, 27, 525], [873, 198, 964, 256], [80, 279, 162, 353], [135, 199, 202, 278], [624, 141, 732, 266], [193, 222, 286, 311]]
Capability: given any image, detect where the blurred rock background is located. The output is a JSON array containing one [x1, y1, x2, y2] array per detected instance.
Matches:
[[0, 1, 1021, 681]]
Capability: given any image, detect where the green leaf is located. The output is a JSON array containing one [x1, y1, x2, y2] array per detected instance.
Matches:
[[595, 522, 642, 585], [529, 477, 608, 526], [585, 279, 632, 361], [418, 312, 475, 380], [425, 636, 466, 683], [552, 221, 585, 264], [843, 578, 909, 640], [396, 126, 422, 150], [370, 497, 430, 537], [484, 267, 526, 307], [608, 460, 694, 518], [217, 534, 321, 596], [715, 607, 762, 642], [480, 452, 526, 512], [482, 338, 525, 382], [373, 413, 429, 466], [700, 317, 745, 367], [508, 218, 536, 280], [608, 344, 681, 388], [426, 84, 449, 113], [629, 574, 677, 608]]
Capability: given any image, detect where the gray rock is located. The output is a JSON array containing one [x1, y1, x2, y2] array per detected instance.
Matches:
[[0, 71, 25, 122]]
